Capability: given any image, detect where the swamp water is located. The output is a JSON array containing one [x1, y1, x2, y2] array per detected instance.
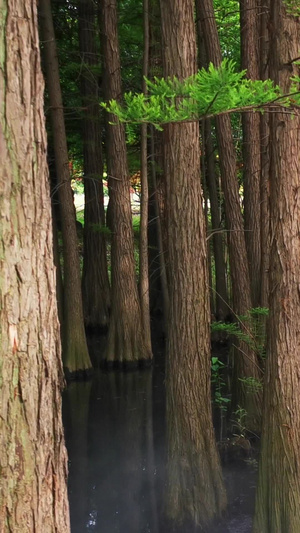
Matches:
[[63, 339, 257, 533]]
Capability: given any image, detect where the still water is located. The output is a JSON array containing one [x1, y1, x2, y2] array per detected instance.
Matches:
[[63, 342, 256, 533]]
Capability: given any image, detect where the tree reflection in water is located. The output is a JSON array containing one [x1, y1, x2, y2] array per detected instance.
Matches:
[[63, 358, 256, 533]]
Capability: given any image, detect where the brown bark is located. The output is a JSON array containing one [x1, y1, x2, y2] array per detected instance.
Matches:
[[259, 0, 270, 308], [160, 0, 227, 526], [100, 0, 152, 365], [139, 0, 152, 352], [39, 0, 92, 377], [240, 0, 262, 307], [78, 0, 110, 330], [204, 119, 229, 320], [198, 0, 262, 430], [0, 0, 70, 530], [253, 6, 300, 532]]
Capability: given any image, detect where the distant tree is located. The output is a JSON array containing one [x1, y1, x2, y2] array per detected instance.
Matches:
[[160, 0, 227, 527], [0, 0, 70, 529], [253, 3, 300, 532], [100, 0, 152, 366], [78, 0, 110, 330], [198, 0, 262, 430], [39, 0, 93, 377], [240, 0, 262, 307]]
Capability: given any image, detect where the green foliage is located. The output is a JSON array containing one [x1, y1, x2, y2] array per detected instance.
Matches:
[[211, 356, 230, 411], [238, 376, 263, 393], [284, 0, 300, 16], [211, 307, 268, 360], [102, 60, 291, 128]]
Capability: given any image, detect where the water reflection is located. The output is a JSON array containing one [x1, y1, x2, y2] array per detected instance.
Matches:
[[63, 369, 164, 533], [63, 361, 256, 533]]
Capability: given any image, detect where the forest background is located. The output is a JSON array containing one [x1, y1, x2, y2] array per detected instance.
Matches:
[[1, 0, 300, 532]]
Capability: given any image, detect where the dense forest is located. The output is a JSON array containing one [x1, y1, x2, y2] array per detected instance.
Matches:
[[1, 0, 300, 531]]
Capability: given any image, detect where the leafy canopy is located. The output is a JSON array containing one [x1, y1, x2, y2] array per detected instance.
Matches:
[[102, 60, 300, 129]]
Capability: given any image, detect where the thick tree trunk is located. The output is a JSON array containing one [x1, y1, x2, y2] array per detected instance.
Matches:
[[160, 0, 227, 527], [39, 0, 92, 377], [240, 0, 262, 307], [100, 0, 152, 366], [79, 0, 110, 330], [199, 0, 262, 430], [0, 1, 70, 530], [253, 5, 300, 532]]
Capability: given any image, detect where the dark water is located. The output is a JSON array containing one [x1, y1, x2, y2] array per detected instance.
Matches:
[[63, 342, 256, 533]]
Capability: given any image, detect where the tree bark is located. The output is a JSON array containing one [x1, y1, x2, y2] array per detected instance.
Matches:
[[39, 0, 92, 377], [240, 0, 262, 307], [78, 0, 110, 330], [204, 119, 229, 320], [0, 0, 70, 529], [139, 0, 152, 353], [259, 0, 270, 308], [100, 0, 152, 366], [160, 0, 227, 527], [253, 5, 300, 532], [198, 0, 262, 430]]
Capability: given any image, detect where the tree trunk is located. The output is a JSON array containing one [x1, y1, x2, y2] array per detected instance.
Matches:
[[100, 0, 152, 366], [259, 0, 270, 308], [78, 0, 110, 330], [253, 5, 300, 532], [160, 0, 227, 527], [198, 0, 262, 430], [0, 1, 70, 529], [204, 119, 229, 320], [39, 0, 92, 377], [139, 0, 152, 353], [240, 0, 262, 308]]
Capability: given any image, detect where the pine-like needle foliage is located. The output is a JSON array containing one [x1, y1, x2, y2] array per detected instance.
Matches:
[[101, 60, 300, 128]]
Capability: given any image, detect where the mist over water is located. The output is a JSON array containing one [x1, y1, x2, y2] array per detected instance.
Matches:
[[63, 341, 256, 533]]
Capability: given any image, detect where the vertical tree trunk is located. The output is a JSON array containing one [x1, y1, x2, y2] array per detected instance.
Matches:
[[139, 0, 152, 352], [100, 0, 152, 366], [160, 0, 227, 527], [259, 0, 270, 308], [253, 5, 300, 532], [204, 119, 229, 320], [198, 0, 262, 430], [0, 0, 70, 529], [39, 0, 92, 377], [240, 0, 262, 308], [79, 0, 110, 330]]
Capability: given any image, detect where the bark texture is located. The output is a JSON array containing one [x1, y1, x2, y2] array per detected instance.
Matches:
[[139, 0, 152, 353], [199, 0, 262, 430], [39, 0, 92, 376], [100, 0, 152, 365], [253, 5, 300, 532], [259, 0, 270, 308], [0, 1, 70, 530], [160, 0, 227, 526], [79, 0, 110, 330], [240, 0, 262, 307]]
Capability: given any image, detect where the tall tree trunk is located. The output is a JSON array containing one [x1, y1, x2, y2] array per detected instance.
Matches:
[[198, 0, 262, 430], [253, 5, 300, 532], [0, 0, 70, 529], [204, 119, 229, 320], [259, 0, 270, 308], [100, 0, 152, 366], [240, 0, 262, 307], [79, 0, 110, 330], [160, 0, 227, 527], [139, 0, 152, 352], [39, 0, 92, 377]]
